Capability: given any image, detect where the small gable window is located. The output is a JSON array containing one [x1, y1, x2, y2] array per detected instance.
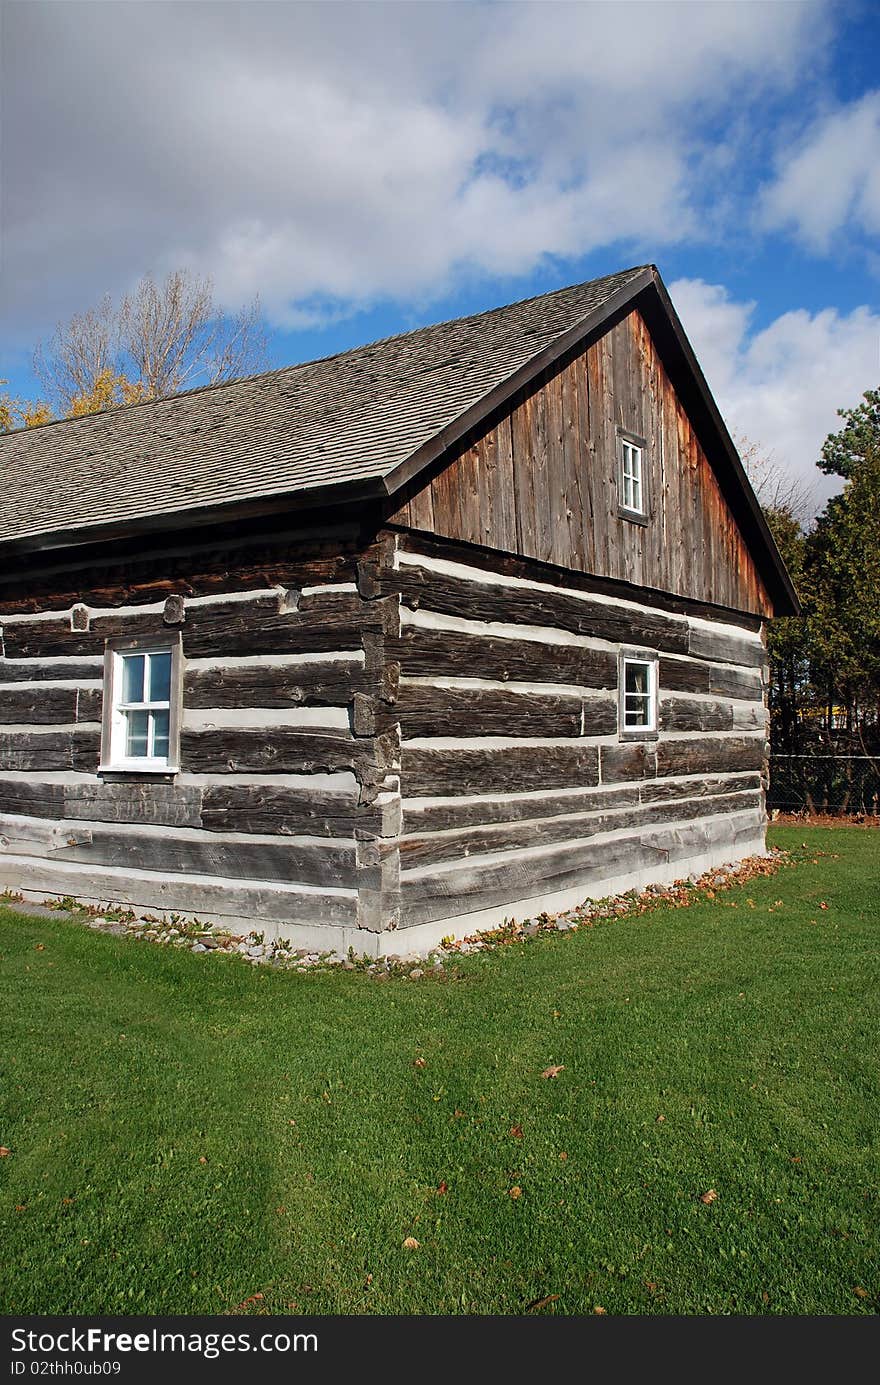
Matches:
[[619, 653, 658, 737], [101, 638, 182, 773], [617, 430, 649, 522]]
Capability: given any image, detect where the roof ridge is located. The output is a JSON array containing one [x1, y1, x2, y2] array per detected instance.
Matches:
[[0, 266, 651, 439]]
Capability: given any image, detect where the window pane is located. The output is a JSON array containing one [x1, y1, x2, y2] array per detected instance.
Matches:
[[121, 654, 145, 703], [151, 710, 170, 759], [626, 663, 649, 696], [625, 696, 649, 727], [125, 709, 149, 757], [149, 651, 172, 703]]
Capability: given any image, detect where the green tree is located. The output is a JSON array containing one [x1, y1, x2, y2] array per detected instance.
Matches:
[[819, 387, 880, 480]]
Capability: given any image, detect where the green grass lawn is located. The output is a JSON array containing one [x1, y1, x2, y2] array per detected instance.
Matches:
[[1, 825, 878, 1316]]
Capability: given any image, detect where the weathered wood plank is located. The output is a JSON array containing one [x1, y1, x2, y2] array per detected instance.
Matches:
[[394, 563, 689, 654], [658, 697, 735, 733], [184, 662, 363, 710], [0, 687, 80, 725], [400, 788, 763, 868], [0, 731, 100, 773], [200, 785, 369, 838], [656, 735, 766, 777], [0, 814, 357, 887], [599, 742, 659, 783], [0, 856, 358, 928], [396, 685, 585, 739], [396, 625, 616, 688], [402, 743, 601, 797], [687, 624, 764, 668], [3, 590, 393, 661], [0, 660, 102, 684], [180, 728, 397, 778], [399, 808, 765, 926]]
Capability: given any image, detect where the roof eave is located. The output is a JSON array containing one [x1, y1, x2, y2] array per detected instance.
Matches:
[[0, 473, 389, 559]]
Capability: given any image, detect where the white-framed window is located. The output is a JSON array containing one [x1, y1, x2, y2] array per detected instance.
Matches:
[[617, 430, 649, 520], [619, 654, 658, 735], [101, 639, 182, 772], [620, 438, 644, 514]]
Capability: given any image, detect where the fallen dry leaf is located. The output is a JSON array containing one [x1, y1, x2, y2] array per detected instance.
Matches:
[[656, 1114, 666, 1123], [593, 1305, 607, 1315], [541, 1065, 565, 1079], [510, 1124, 524, 1139], [853, 1286, 869, 1299], [0, 1147, 11, 1157], [526, 1294, 559, 1312], [198, 1156, 208, 1165], [700, 1189, 718, 1205], [819, 901, 829, 910], [413, 1057, 427, 1068], [437, 1180, 448, 1195], [559, 1151, 568, 1161], [453, 1109, 465, 1119], [509, 1186, 522, 1199], [35, 944, 44, 952], [403, 1237, 420, 1250]]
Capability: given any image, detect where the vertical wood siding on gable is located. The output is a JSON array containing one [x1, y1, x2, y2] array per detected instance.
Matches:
[[389, 309, 772, 617]]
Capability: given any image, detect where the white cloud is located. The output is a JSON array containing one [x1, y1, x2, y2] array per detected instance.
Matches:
[[670, 278, 880, 510], [1, 0, 823, 337], [761, 91, 880, 251]]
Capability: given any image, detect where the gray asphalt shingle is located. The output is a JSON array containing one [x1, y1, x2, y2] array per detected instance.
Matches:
[[0, 267, 648, 546]]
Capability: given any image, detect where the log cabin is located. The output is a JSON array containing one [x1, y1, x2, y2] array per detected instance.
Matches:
[[0, 265, 798, 955]]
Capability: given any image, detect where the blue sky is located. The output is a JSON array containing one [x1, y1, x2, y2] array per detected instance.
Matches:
[[2, 0, 878, 508]]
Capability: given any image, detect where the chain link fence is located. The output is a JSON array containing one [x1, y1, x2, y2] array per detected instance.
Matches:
[[768, 754, 880, 816]]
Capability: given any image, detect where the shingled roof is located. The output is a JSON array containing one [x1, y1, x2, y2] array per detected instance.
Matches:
[[0, 264, 799, 613], [0, 266, 649, 551]]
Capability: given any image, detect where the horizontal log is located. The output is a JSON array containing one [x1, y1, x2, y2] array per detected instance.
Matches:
[[0, 730, 100, 773], [0, 660, 102, 684], [658, 698, 734, 733], [0, 554, 362, 615], [400, 789, 763, 868], [395, 625, 617, 688], [2, 591, 394, 661], [393, 563, 690, 655], [0, 814, 356, 887], [687, 625, 764, 669], [402, 743, 601, 797], [396, 685, 586, 739], [0, 777, 379, 838], [656, 735, 766, 777], [184, 662, 365, 710], [0, 856, 358, 928], [658, 656, 763, 700], [599, 743, 658, 783], [0, 778, 204, 829], [399, 809, 765, 926], [200, 785, 371, 838], [180, 728, 396, 778], [0, 687, 79, 725]]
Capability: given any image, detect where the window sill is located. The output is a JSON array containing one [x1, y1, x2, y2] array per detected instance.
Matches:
[[618, 731, 659, 743], [617, 506, 650, 527], [98, 764, 180, 779]]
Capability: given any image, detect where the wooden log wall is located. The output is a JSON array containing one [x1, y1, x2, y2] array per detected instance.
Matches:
[[0, 530, 403, 938], [374, 530, 769, 930], [388, 307, 773, 618]]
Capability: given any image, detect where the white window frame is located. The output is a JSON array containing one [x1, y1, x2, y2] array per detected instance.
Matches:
[[619, 653, 658, 738], [100, 637, 182, 774], [617, 430, 649, 521]]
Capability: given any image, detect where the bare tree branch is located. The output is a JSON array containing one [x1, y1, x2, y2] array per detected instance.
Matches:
[[34, 270, 270, 413]]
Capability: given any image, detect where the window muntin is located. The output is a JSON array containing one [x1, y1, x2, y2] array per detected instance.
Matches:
[[102, 642, 180, 772], [621, 656, 657, 734], [619, 438, 644, 515]]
